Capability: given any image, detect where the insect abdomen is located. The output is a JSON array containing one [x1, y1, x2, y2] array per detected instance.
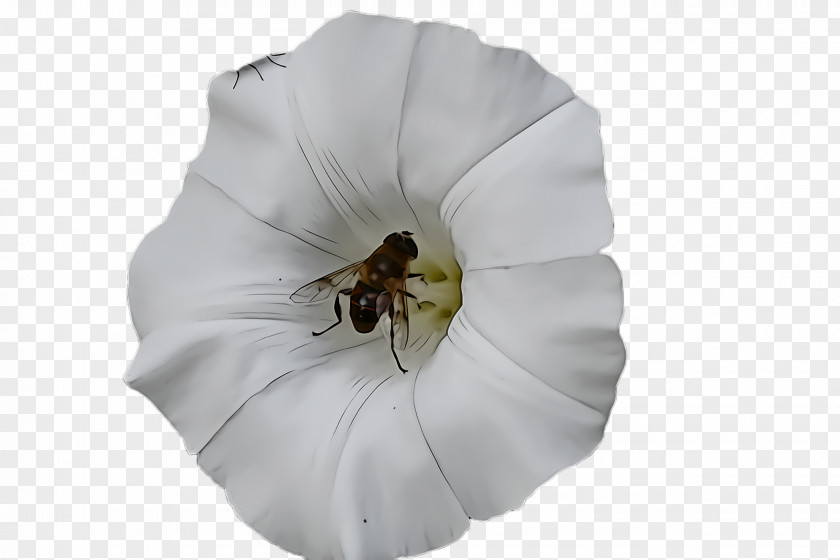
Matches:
[[349, 282, 380, 333]]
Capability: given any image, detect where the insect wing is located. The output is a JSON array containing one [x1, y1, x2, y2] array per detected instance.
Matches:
[[391, 283, 410, 351], [289, 260, 364, 303]]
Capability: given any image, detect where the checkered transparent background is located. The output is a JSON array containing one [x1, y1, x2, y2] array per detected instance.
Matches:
[[2, 1, 838, 559]]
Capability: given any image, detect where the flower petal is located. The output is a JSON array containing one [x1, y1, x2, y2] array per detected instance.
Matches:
[[196, 342, 468, 560], [286, 12, 422, 246], [188, 53, 366, 257], [125, 318, 325, 453], [462, 255, 626, 417], [127, 171, 380, 452], [128, 171, 360, 338], [398, 20, 575, 215], [413, 256, 624, 519], [413, 313, 604, 520], [442, 97, 613, 270]]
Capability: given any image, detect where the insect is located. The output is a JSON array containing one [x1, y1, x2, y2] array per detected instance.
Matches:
[[290, 231, 424, 373]]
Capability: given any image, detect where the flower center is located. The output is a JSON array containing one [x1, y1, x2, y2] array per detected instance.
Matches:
[[411, 253, 462, 330]]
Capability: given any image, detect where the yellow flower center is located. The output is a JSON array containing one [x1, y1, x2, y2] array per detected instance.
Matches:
[[390, 238, 462, 368]]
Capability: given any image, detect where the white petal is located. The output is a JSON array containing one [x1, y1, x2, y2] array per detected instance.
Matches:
[[197, 342, 468, 560], [127, 287, 388, 456], [128, 171, 356, 338], [442, 97, 614, 270], [414, 310, 610, 520], [398, 19, 575, 222], [287, 13, 423, 245], [189, 53, 366, 258], [125, 318, 323, 453], [127, 171, 381, 452], [462, 255, 625, 417]]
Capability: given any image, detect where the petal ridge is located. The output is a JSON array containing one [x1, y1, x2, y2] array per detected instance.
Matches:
[[395, 23, 427, 233], [192, 168, 350, 262], [462, 254, 626, 417], [414, 309, 608, 519], [455, 306, 608, 419], [440, 93, 578, 224], [411, 365, 468, 518], [444, 97, 614, 270]]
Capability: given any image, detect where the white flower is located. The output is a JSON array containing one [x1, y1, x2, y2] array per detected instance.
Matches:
[[125, 11, 625, 560]]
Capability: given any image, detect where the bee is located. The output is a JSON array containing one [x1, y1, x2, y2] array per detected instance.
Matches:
[[290, 231, 424, 373]]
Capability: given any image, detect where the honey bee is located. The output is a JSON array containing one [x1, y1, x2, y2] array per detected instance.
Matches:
[[290, 231, 424, 373]]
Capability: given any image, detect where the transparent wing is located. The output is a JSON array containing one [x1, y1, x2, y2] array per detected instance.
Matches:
[[391, 281, 410, 351], [289, 260, 364, 303]]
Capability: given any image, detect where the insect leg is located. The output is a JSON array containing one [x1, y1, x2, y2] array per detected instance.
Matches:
[[396, 289, 417, 299], [313, 288, 352, 336], [388, 302, 408, 373], [407, 273, 424, 279]]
